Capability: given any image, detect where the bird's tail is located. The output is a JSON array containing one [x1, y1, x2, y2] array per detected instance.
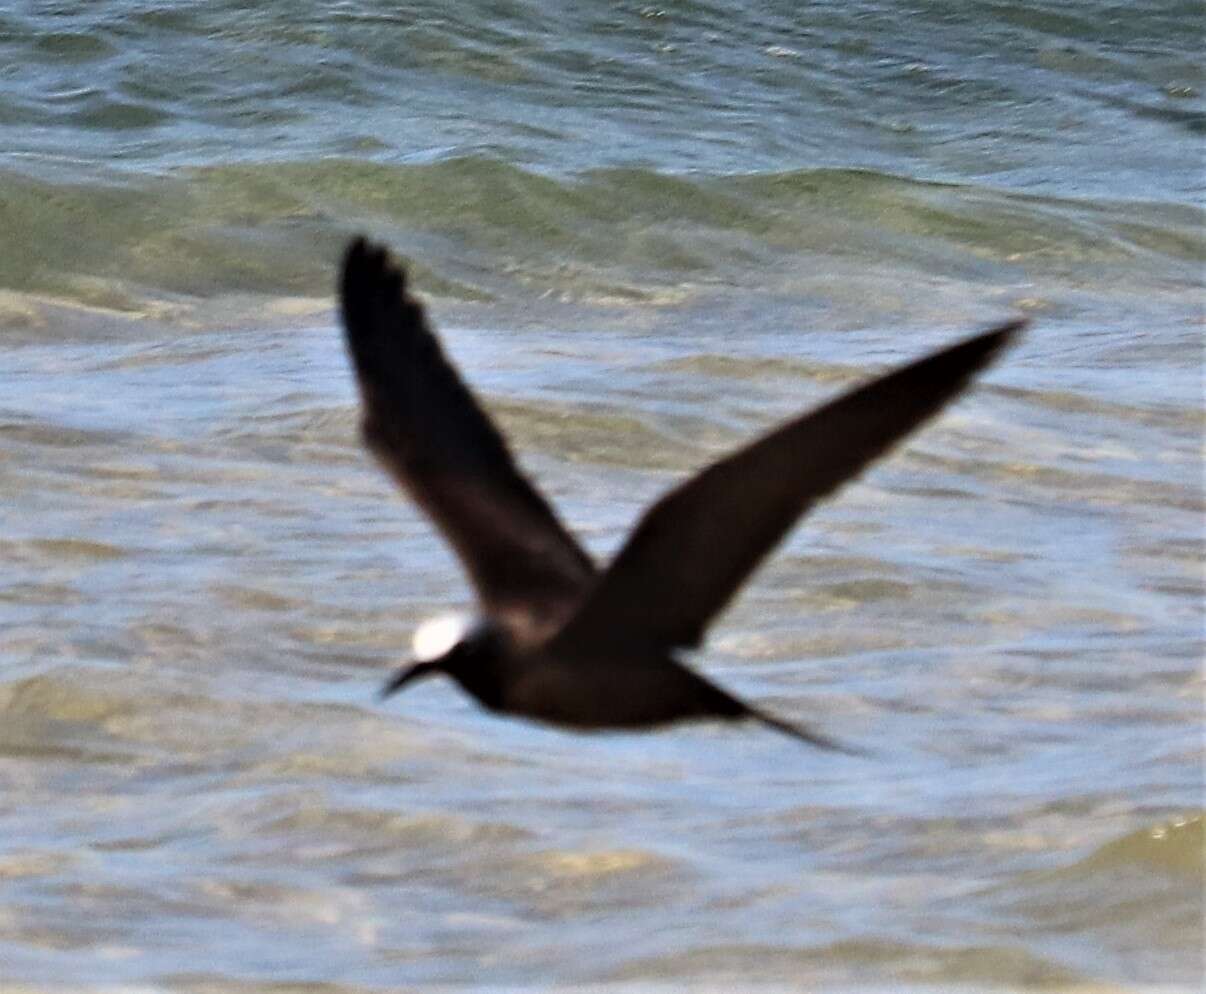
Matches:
[[745, 705, 869, 756]]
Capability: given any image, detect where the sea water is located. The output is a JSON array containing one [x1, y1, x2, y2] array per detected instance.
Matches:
[[0, 2, 1201, 990]]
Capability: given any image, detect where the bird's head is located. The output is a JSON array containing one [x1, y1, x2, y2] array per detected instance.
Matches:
[[379, 613, 499, 702]]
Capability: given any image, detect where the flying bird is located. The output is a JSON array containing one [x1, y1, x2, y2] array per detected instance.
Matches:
[[339, 236, 1022, 749]]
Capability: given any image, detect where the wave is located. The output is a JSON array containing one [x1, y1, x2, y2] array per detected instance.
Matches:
[[1, 157, 1201, 315], [982, 815, 1204, 985]]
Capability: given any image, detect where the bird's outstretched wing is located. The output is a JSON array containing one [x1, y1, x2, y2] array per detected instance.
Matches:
[[340, 237, 595, 641], [548, 321, 1024, 654]]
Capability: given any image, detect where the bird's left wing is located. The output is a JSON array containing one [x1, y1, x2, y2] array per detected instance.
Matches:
[[340, 238, 595, 641]]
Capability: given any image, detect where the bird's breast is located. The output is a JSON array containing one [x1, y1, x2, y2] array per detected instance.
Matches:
[[501, 652, 726, 730]]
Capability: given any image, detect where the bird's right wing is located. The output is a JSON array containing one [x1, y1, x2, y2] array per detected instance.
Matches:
[[340, 238, 595, 641], [548, 322, 1024, 654]]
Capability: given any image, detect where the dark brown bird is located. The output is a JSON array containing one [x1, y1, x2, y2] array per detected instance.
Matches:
[[339, 236, 1023, 749]]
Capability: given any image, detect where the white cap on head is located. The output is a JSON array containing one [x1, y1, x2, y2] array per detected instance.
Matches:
[[412, 612, 473, 661]]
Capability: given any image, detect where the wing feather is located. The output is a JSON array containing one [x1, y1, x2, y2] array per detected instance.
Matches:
[[339, 237, 594, 641], [549, 322, 1024, 653]]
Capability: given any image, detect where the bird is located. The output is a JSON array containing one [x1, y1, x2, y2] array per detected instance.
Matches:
[[339, 236, 1023, 750]]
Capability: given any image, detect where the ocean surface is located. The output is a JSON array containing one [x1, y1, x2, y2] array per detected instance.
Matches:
[[0, 2, 1202, 991]]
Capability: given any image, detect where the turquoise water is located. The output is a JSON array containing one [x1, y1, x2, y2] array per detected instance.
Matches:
[[0, 2, 1201, 991]]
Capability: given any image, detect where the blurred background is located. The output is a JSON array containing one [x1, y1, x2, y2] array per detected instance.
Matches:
[[0, 2, 1201, 991]]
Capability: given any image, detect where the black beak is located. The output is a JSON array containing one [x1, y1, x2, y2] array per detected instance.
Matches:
[[379, 660, 441, 700]]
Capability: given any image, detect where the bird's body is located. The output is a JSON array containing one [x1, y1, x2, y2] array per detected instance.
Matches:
[[391, 619, 751, 731], [503, 649, 746, 730], [340, 236, 1023, 749]]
